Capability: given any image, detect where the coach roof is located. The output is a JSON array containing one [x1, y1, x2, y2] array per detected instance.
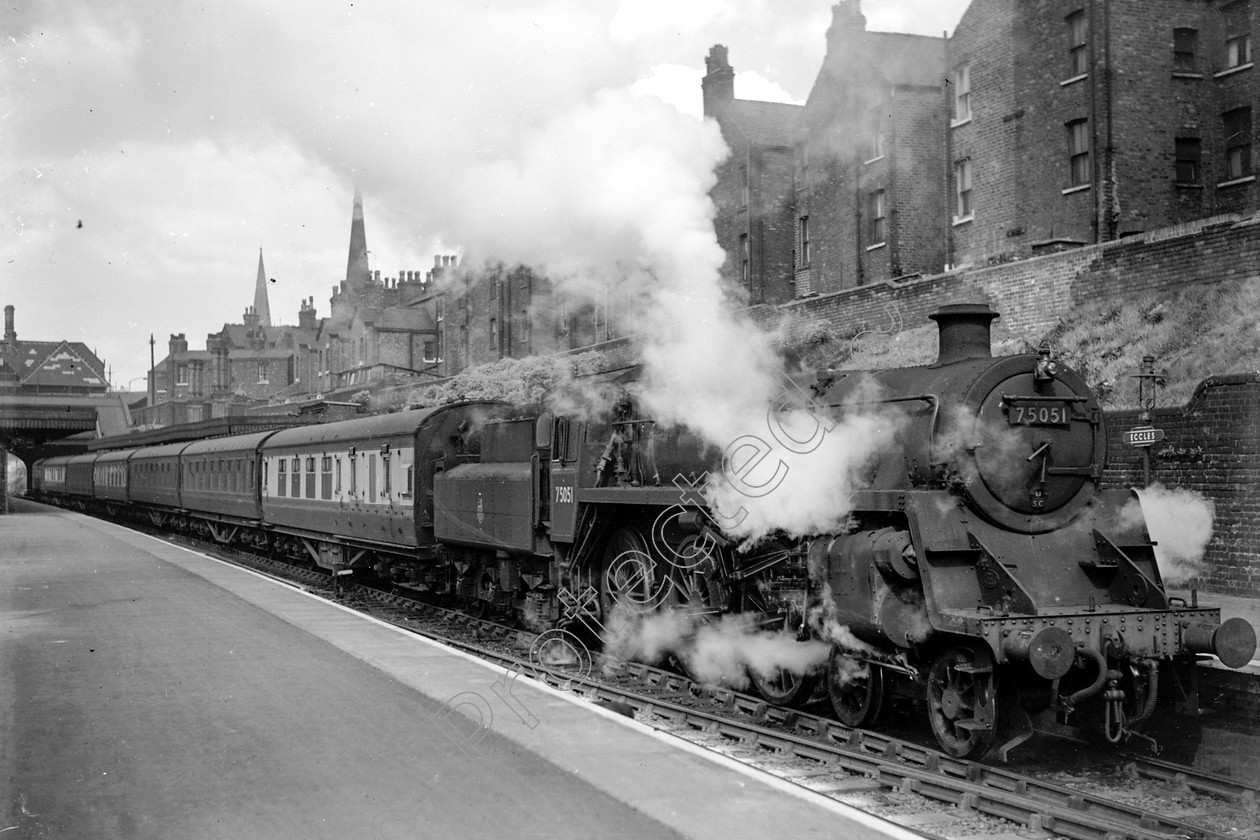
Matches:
[[260, 402, 506, 450], [182, 431, 278, 457]]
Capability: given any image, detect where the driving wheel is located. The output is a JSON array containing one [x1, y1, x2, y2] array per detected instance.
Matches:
[[926, 644, 998, 759], [827, 650, 885, 728]]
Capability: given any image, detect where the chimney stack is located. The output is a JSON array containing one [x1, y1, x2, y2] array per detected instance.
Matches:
[[4, 304, 15, 344], [299, 297, 317, 330], [929, 304, 998, 366], [702, 45, 735, 117]]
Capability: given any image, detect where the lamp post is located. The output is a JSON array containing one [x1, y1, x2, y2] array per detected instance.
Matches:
[[1129, 355, 1166, 486]]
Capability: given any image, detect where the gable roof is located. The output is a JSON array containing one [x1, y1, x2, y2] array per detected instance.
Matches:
[[8, 340, 108, 389]]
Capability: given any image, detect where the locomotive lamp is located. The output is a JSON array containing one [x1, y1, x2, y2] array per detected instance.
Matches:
[[1033, 341, 1060, 385]]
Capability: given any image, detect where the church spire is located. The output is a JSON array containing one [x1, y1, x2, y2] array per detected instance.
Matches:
[[345, 188, 371, 296], [253, 249, 272, 328]]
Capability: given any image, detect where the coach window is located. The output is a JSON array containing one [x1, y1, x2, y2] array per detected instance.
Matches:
[[349, 450, 358, 497], [402, 461, 413, 498], [277, 458, 286, 497], [381, 445, 392, 496]]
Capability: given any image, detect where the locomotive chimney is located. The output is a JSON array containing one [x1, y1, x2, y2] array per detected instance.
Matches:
[[929, 303, 998, 366]]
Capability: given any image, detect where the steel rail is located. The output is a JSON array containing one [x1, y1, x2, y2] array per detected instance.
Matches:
[[367, 613, 1232, 840]]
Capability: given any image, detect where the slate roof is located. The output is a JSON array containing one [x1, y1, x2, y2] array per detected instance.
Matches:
[[374, 308, 436, 332], [723, 100, 802, 147], [3, 340, 109, 390]]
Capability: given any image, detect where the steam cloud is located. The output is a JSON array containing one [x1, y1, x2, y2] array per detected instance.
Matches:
[[602, 605, 829, 690], [1120, 484, 1216, 586]]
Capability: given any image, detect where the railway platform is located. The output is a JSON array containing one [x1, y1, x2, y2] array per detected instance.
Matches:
[[0, 499, 920, 840]]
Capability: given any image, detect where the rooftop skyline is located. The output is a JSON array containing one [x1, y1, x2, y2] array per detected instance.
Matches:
[[3, 1, 968, 390]]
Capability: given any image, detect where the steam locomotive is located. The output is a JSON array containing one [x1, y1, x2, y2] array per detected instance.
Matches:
[[32, 303, 1255, 759]]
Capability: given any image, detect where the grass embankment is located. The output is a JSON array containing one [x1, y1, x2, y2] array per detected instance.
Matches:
[[791, 278, 1260, 410]]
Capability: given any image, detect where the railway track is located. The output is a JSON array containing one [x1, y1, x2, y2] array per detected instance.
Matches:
[[192, 538, 1259, 840]]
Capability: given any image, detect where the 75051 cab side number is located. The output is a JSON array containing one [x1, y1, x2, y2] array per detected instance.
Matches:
[[554, 485, 574, 504]]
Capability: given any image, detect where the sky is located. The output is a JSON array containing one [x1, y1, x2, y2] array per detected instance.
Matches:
[[2, 0, 968, 391]]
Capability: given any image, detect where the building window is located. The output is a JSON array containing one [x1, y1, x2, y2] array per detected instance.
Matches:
[[435, 297, 445, 322], [1175, 137, 1202, 184], [1067, 119, 1091, 186], [423, 339, 436, 363], [954, 158, 973, 219], [556, 298, 569, 335], [867, 190, 887, 245], [739, 233, 750, 284], [798, 216, 811, 266], [489, 317, 498, 350], [1067, 10, 1089, 77], [518, 311, 530, 344], [257, 362, 268, 384], [869, 114, 886, 159], [176, 365, 188, 385], [1224, 107, 1253, 180], [1223, 2, 1252, 69], [952, 63, 971, 122], [1174, 27, 1198, 72]]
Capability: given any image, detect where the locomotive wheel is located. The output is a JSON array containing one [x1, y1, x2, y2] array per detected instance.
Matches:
[[600, 526, 667, 617], [749, 663, 819, 708], [926, 645, 998, 759], [827, 650, 885, 728]]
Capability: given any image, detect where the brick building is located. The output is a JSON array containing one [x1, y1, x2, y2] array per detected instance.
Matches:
[[702, 45, 802, 304], [949, 0, 1258, 267], [143, 251, 320, 423], [709, 0, 1258, 294], [300, 191, 452, 395], [0, 305, 110, 396]]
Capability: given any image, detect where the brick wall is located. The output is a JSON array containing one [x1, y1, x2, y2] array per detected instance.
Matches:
[[768, 211, 1260, 344], [1103, 374, 1260, 597]]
